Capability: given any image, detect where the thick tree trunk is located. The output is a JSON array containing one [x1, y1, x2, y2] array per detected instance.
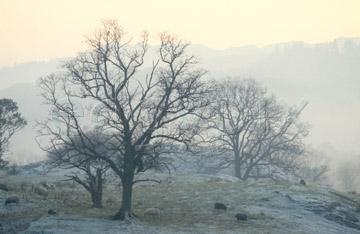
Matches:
[[113, 142, 137, 220], [90, 168, 103, 208], [91, 189, 103, 208], [113, 174, 135, 220]]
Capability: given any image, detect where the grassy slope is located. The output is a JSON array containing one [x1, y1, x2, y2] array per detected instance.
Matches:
[[1, 171, 360, 233]]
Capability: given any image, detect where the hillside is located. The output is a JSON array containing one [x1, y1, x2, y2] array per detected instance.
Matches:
[[1, 163, 360, 233]]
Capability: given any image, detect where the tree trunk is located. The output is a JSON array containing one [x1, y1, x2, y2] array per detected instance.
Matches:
[[114, 162, 136, 220], [90, 168, 103, 208], [234, 151, 242, 179], [113, 174, 135, 220], [91, 189, 103, 208]]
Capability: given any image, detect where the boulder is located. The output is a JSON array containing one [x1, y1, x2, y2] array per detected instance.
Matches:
[[235, 213, 247, 221], [214, 202, 227, 211], [0, 184, 8, 191], [48, 209, 56, 215], [5, 196, 19, 205]]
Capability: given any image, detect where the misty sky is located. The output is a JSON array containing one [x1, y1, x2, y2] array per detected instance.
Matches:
[[1, 0, 360, 68], [1, 0, 360, 160]]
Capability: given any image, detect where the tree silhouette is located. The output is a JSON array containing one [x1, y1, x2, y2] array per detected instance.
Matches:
[[205, 78, 308, 180], [37, 19, 211, 220], [0, 98, 27, 168]]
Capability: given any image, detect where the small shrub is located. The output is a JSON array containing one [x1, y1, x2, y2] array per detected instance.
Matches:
[[7, 164, 20, 175], [106, 196, 115, 206], [20, 181, 28, 191], [7, 184, 19, 192]]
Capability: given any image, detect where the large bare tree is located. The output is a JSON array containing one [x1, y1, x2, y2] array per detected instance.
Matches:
[[37, 19, 210, 220], [205, 78, 308, 181]]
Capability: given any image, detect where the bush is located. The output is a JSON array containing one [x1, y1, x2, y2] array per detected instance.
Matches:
[[20, 181, 29, 191], [7, 164, 20, 175]]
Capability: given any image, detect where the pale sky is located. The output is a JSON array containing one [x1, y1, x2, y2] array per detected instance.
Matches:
[[1, 0, 360, 68]]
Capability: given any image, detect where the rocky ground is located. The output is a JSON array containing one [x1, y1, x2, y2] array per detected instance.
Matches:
[[1, 162, 360, 233]]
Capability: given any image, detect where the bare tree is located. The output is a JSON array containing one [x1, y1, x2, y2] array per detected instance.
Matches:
[[37, 19, 210, 220], [205, 78, 308, 181], [45, 128, 111, 208], [294, 149, 329, 184], [0, 98, 27, 168], [336, 160, 359, 192]]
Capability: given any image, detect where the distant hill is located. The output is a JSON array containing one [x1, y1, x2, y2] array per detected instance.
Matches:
[[0, 59, 66, 90], [1, 37, 360, 164]]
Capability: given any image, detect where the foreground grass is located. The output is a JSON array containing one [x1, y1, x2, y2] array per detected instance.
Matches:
[[2, 174, 360, 233], [1, 179, 277, 232]]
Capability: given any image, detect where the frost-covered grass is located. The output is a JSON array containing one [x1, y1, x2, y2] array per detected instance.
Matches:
[[133, 181, 280, 233], [2, 169, 360, 233]]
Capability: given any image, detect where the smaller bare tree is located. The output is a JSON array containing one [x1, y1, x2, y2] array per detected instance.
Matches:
[[294, 149, 329, 185], [204, 78, 308, 181], [44, 128, 111, 208], [336, 160, 359, 192]]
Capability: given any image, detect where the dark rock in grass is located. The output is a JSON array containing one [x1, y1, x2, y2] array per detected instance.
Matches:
[[0, 183, 8, 191], [48, 209, 56, 215], [300, 180, 306, 185], [214, 202, 227, 211], [5, 196, 19, 205], [235, 213, 248, 221]]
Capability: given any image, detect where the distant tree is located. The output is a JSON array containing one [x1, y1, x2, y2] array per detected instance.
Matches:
[[44, 128, 111, 208], [294, 150, 329, 185], [204, 78, 308, 181], [37, 19, 211, 220], [0, 98, 27, 168], [336, 160, 359, 192]]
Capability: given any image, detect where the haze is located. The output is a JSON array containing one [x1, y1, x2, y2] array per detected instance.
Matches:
[[0, 1, 360, 173], [2, 2, 360, 231], [1, 0, 360, 68]]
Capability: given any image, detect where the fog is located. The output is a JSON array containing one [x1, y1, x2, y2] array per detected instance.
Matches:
[[2, 38, 360, 149], [1, 37, 360, 190]]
